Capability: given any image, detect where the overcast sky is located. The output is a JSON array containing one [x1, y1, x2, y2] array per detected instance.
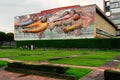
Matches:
[[0, 0, 104, 33]]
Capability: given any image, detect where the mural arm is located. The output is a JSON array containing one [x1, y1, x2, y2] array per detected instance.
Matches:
[[27, 23, 48, 33], [63, 20, 82, 32], [25, 21, 41, 28]]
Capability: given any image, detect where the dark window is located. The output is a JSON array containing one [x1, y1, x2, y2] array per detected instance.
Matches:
[[106, 6, 110, 12]]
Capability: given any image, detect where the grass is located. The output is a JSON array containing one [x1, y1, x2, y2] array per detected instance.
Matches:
[[0, 61, 8, 67], [51, 58, 108, 67], [50, 50, 120, 67], [66, 68, 91, 79], [0, 49, 120, 67], [117, 65, 120, 69], [0, 49, 86, 61], [0, 49, 120, 79]]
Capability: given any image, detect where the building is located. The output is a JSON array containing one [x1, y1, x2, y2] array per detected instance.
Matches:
[[14, 4, 118, 48], [14, 4, 116, 40], [105, 0, 120, 36]]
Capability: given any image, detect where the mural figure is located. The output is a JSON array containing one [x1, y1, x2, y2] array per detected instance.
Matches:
[[48, 8, 94, 36], [19, 15, 48, 39]]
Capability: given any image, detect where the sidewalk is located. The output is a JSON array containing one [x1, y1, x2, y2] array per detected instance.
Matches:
[[0, 70, 63, 80]]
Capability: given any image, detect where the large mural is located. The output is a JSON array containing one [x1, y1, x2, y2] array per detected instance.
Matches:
[[14, 5, 95, 40]]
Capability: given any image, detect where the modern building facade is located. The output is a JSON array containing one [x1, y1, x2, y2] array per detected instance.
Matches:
[[14, 4, 119, 48], [14, 4, 117, 41], [95, 6, 117, 38], [105, 0, 120, 36]]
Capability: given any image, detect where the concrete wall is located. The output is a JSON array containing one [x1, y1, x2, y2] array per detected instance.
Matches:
[[95, 13, 116, 38]]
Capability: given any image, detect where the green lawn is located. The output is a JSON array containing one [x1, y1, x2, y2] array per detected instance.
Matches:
[[0, 49, 120, 79], [117, 64, 120, 69], [0, 61, 8, 67], [0, 49, 120, 67], [0, 49, 88, 61], [51, 51, 120, 67], [51, 58, 108, 67], [66, 68, 91, 79]]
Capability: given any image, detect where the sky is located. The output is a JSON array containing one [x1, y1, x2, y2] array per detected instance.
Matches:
[[0, 0, 104, 33]]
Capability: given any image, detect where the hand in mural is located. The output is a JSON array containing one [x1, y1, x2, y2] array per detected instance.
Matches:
[[48, 11, 72, 31], [62, 13, 82, 33]]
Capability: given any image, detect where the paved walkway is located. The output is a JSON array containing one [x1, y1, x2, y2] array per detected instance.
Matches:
[[80, 70, 104, 80], [0, 70, 63, 80], [80, 60, 120, 80]]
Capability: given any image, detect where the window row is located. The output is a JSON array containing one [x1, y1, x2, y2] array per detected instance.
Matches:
[[110, 14, 120, 19], [117, 25, 120, 29], [110, 2, 120, 8], [117, 30, 120, 35], [111, 8, 120, 13], [112, 19, 120, 24], [110, 0, 120, 2]]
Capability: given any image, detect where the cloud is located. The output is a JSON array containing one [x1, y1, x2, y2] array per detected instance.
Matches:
[[0, 0, 104, 33], [0, 0, 60, 33]]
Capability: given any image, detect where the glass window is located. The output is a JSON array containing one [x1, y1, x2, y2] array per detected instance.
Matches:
[[111, 0, 119, 2], [112, 19, 120, 24], [96, 28, 113, 37], [117, 25, 120, 29], [110, 2, 119, 8], [110, 14, 120, 19], [106, 12, 110, 16], [107, 2, 110, 6], [111, 8, 120, 13], [117, 30, 120, 35], [106, 6, 110, 12], [119, 2, 120, 6]]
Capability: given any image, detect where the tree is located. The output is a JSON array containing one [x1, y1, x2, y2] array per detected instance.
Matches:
[[0, 31, 7, 46], [6, 32, 14, 46]]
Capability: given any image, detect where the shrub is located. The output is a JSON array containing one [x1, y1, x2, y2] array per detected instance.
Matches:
[[104, 70, 120, 80], [7, 62, 69, 74], [5, 67, 76, 80]]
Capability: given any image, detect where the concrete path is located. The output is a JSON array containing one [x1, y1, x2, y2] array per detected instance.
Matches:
[[80, 70, 104, 80], [79, 60, 120, 80], [0, 70, 63, 80]]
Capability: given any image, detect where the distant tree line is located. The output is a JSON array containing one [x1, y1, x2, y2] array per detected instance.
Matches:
[[0, 31, 14, 46]]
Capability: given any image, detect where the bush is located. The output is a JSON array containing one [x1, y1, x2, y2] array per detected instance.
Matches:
[[5, 67, 76, 80], [104, 70, 120, 80], [7, 62, 69, 74], [6, 62, 77, 80]]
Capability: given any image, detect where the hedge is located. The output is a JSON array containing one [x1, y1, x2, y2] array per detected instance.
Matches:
[[7, 62, 69, 74], [5, 62, 76, 80], [104, 70, 120, 80], [16, 38, 120, 49], [5, 67, 76, 80]]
